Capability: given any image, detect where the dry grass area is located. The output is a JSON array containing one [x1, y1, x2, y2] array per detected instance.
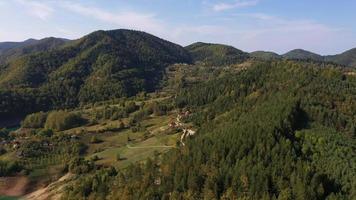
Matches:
[[0, 176, 29, 197], [24, 173, 74, 200]]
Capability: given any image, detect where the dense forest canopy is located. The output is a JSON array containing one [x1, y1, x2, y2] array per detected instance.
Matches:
[[282, 49, 324, 61], [0, 37, 68, 65], [185, 42, 249, 66], [59, 60, 356, 200]]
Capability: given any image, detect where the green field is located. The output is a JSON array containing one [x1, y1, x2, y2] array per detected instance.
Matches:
[[90, 133, 178, 168], [83, 114, 179, 168]]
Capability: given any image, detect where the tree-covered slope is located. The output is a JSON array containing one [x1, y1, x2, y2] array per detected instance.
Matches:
[[62, 60, 356, 199], [250, 50, 281, 60], [185, 42, 249, 66], [325, 48, 356, 68], [283, 49, 324, 61], [0, 38, 68, 64], [0, 29, 191, 117], [0, 39, 37, 54]]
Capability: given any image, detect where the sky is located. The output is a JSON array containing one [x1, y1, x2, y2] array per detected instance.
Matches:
[[0, 0, 356, 55]]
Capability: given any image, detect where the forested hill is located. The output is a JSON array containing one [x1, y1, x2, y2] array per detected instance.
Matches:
[[0, 29, 355, 200], [0, 39, 38, 54], [251, 48, 356, 67], [62, 60, 356, 199], [186, 42, 249, 66], [250, 51, 282, 60], [0, 37, 68, 64], [0, 29, 355, 119], [325, 48, 356, 67], [282, 49, 324, 61], [0, 29, 191, 118]]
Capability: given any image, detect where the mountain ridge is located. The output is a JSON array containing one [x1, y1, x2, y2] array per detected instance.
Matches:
[[0, 29, 191, 117], [0, 29, 355, 118], [250, 48, 356, 67], [0, 37, 69, 64], [2, 33, 356, 67]]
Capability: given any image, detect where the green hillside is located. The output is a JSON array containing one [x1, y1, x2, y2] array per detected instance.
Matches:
[[283, 49, 324, 61], [325, 48, 356, 67], [0, 30, 355, 200], [0, 39, 38, 54], [250, 50, 281, 60], [186, 42, 249, 66], [0, 37, 68, 64], [59, 60, 356, 200], [0, 29, 191, 117]]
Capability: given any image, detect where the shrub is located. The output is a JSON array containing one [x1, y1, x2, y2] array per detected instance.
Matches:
[[68, 157, 94, 174], [149, 102, 167, 116], [124, 102, 138, 113], [22, 111, 47, 128], [116, 153, 121, 161], [0, 160, 23, 176], [132, 109, 149, 122], [91, 155, 100, 161], [90, 136, 102, 144], [37, 129, 54, 137], [119, 121, 125, 129], [45, 111, 85, 131]]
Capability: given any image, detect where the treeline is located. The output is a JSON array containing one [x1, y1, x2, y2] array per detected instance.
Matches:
[[22, 110, 85, 131]]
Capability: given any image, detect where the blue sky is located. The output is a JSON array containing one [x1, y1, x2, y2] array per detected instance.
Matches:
[[0, 0, 355, 55]]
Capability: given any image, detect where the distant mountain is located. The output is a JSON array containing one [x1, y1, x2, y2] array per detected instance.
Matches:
[[325, 48, 356, 67], [185, 42, 249, 66], [0, 29, 191, 114], [1, 29, 356, 118], [250, 51, 281, 60], [283, 49, 324, 61], [0, 39, 37, 53], [0, 37, 69, 64], [281, 48, 356, 67]]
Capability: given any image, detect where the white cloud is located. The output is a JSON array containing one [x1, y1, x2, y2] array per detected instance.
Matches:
[[213, 0, 259, 12], [61, 2, 164, 34], [15, 0, 53, 20], [167, 12, 350, 55]]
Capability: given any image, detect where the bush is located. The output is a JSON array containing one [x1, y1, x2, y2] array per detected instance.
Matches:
[[45, 111, 85, 131], [68, 157, 94, 174], [90, 136, 102, 144], [91, 155, 100, 161], [132, 109, 149, 122], [130, 123, 145, 133], [0, 160, 23, 176], [69, 142, 88, 155], [37, 129, 54, 137], [116, 153, 121, 161], [124, 102, 138, 113], [149, 102, 167, 116], [119, 121, 125, 129], [22, 111, 47, 128]]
